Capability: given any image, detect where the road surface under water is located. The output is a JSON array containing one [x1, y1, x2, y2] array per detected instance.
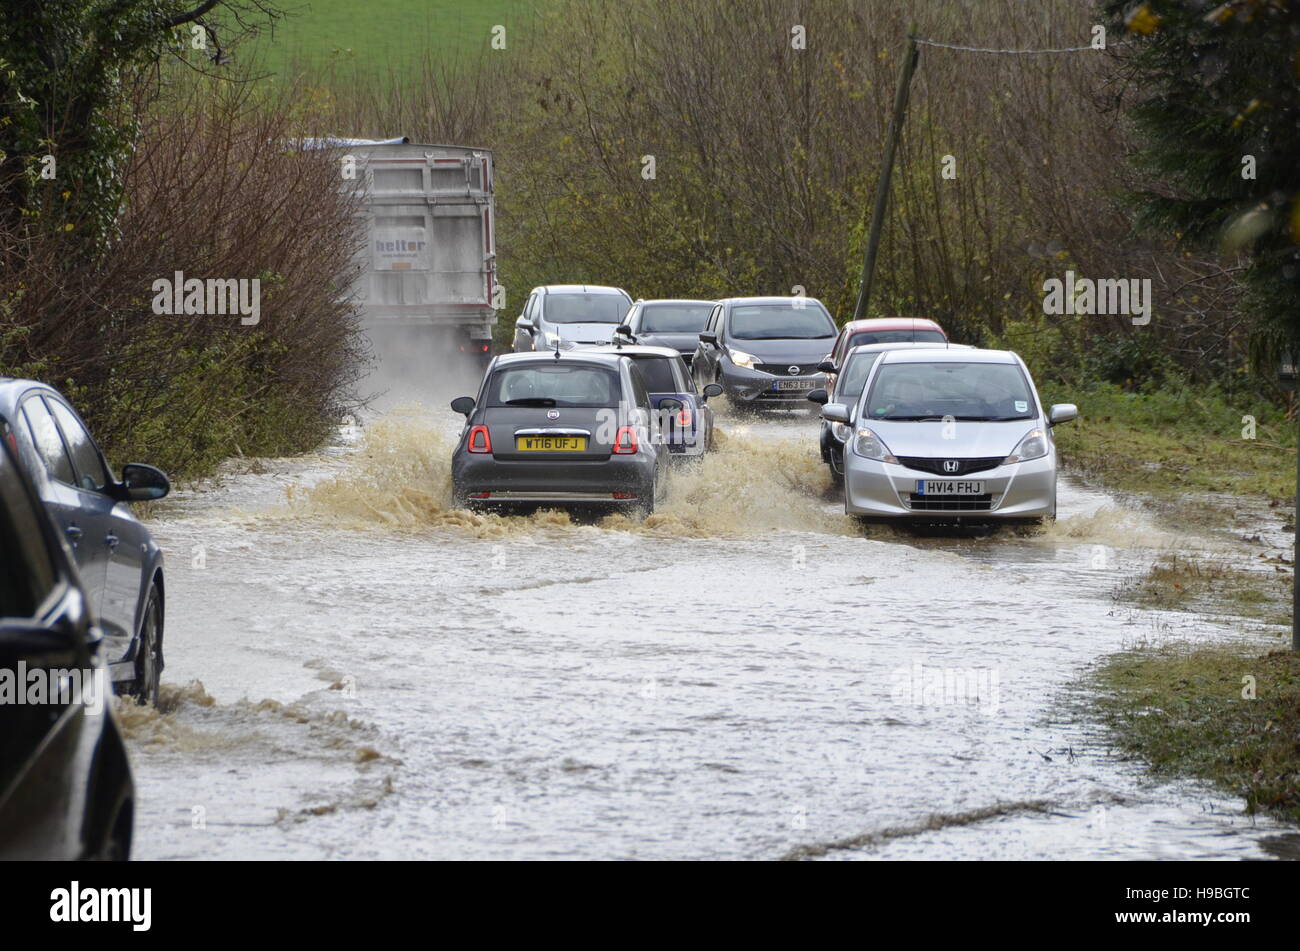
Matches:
[[120, 404, 1296, 859]]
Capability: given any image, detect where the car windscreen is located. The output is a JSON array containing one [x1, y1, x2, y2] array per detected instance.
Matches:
[[836, 352, 884, 402], [544, 294, 628, 324], [631, 357, 679, 392], [728, 304, 835, 340], [864, 361, 1036, 421], [639, 304, 712, 334], [849, 329, 946, 346], [487, 364, 621, 407]]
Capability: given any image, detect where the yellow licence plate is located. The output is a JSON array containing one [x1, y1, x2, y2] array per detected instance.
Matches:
[[516, 436, 587, 451]]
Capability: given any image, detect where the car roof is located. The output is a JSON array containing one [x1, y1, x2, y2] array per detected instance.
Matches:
[[877, 347, 1018, 365], [0, 378, 55, 413], [537, 284, 630, 297], [636, 298, 716, 306], [844, 342, 970, 361], [580, 344, 684, 359], [841, 317, 945, 332], [490, 351, 630, 369], [720, 295, 827, 307]]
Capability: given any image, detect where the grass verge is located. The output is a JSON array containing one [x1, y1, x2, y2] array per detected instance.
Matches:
[[1089, 644, 1300, 824], [1041, 382, 1296, 504]]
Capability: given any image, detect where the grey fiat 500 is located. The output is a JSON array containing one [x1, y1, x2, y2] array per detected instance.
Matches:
[[450, 352, 670, 515]]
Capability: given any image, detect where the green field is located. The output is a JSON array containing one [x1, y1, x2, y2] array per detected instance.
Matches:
[[239, 0, 546, 77]]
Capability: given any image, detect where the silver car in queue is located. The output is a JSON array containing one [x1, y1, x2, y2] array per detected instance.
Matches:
[[822, 348, 1077, 523]]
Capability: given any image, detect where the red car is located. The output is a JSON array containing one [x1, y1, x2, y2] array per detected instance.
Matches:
[[821, 318, 949, 371]]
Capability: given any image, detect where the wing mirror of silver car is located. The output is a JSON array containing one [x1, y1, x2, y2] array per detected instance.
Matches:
[[1048, 403, 1078, 426], [816, 361, 836, 374], [450, 396, 476, 417], [514, 315, 531, 330], [119, 463, 171, 502], [616, 324, 636, 341], [821, 403, 850, 424], [699, 331, 717, 345], [701, 383, 723, 401], [806, 388, 829, 405]]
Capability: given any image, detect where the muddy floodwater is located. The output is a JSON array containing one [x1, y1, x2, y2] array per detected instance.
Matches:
[[120, 405, 1295, 859]]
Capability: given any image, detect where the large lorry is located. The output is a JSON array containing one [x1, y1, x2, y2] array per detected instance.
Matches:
[[320, 137, 499, 375]]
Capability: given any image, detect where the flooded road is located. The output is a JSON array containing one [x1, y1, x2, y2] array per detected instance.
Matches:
[[122, 406, 1292, 859]]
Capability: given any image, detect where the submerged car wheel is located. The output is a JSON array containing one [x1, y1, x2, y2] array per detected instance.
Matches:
[[828, 446, 845, 487], [127, 585, 162, 707]]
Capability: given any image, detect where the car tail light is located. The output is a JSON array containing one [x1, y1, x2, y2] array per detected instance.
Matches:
[[612, 492, 637, 500], [469, 492, 490, 499], [468, 425, 492, 453], [612, 426, 638, 454], [676, 408, 692, 427]]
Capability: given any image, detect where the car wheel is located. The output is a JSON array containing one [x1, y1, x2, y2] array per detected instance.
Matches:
[[634, 474, 657, 519], [92, 796, 133, 861], [829, 448, 845, 487], [127, 584, 162, 706]]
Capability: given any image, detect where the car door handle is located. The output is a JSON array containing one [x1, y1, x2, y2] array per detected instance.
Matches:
[[105, 533, 120, 551], [65, 525, 83, 543]]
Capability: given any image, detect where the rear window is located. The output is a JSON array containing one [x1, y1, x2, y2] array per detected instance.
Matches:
[[850, 329, 945, 346], [631, 357, 679, 392], [639, 304, 712, 334], [487, 364, 621, 407], [544, 294, 628, 325]]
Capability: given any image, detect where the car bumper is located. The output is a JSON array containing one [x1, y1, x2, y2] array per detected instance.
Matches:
[[843, 452, 1057, 519], [719, 365, 825, 403], [453, 453, 657, 502]]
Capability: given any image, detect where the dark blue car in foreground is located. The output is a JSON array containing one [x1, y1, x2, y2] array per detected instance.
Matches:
[[0, 379, 171, 703]]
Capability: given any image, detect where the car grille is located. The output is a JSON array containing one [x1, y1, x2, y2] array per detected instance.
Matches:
[[756, 363, 821, 376], [907, 493, 994, 511], [896, 456, 1005, 476]]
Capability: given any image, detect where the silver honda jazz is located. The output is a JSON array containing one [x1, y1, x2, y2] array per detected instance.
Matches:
[[822, 348, 1077, 522]]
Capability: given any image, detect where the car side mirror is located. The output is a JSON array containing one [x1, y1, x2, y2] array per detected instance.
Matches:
[[699, 331, 717, 345], [119, 463, 170, 502], [616, 324, 634, 337], [701, 383, 723, 401], [1048, 403, 1077, 426], [806, 388, 829, 405], [515, 315, 533, 332], [816, 361, 836, 374], [821, 403, 850, 424], [450, 396, 476, 417]]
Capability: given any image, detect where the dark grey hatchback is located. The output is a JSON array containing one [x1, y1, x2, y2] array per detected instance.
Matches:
[[450, 352, 669, 515], [0, 380, 170, 704]]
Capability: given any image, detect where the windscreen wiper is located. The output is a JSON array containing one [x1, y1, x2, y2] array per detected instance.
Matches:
[[504, 397, 558, 406]]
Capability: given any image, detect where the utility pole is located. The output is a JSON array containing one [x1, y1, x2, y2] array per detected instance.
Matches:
[[854, 31, 920, 320], [1282, 355, 1299, 650]]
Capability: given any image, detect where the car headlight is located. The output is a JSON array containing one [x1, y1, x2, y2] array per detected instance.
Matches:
[[1004, 428, 1048, 463], [831, 422, 852, 442], [727, 348, 760, 370], [851, 427, 897, 462]]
